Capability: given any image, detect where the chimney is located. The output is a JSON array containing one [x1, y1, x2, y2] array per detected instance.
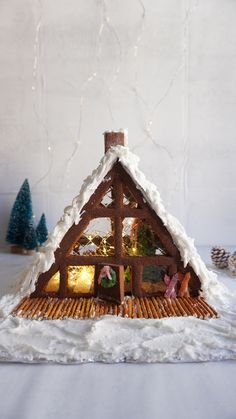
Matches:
[[104, 131, 126, 153]]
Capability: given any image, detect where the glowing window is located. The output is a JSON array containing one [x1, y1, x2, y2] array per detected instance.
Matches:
[[67, 266, 95, 294], [43, 272, 60, 293]]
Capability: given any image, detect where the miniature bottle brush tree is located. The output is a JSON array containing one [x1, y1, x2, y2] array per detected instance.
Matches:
[[6, 179, 48, 254]]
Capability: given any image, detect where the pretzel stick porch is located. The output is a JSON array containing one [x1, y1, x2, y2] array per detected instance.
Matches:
[[11, 296, 218, 320]]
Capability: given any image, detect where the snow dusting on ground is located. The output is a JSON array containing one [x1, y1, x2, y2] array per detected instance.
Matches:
[[0, 276, 236, 364]]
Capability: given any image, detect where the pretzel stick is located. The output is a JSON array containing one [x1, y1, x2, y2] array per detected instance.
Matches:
[[166, 298, 178, 316], [143, 297, 153, 318], [174, 298, 188, 317], [70, 299, 79, 318], [132, 298, 137, 318], [32, 298, 45, 319], [22, 298, 38, 318], [135, 298, 143, 318], [128, 298, 132, 318], [74, 299, 83, 319], [53, 299, 68, 319], [177, 298, 194, 317], [147, 298, 159, 318], [157, 297, 169, 317], [85, 299, 92, 318], [47, 299, 62, 319], [140, 298, 149, 318], [88, 299, 95, 318], [188, 298, 206, 318], [170, 298, 182, 316], [161, 298, 173, 317], [151, 297, 162, 318], [184, 298, 203, 319], [94, 300, 100, 318], [79, 299, 87, 319], [64, 299, 76, 318], [29, 298, 43, 318]]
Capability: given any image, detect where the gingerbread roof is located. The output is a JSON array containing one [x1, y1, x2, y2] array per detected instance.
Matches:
[[0, 143, 221, 316]]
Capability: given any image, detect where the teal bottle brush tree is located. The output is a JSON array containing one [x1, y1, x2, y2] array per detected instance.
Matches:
[[6, 179, 48, 254], [36, 213, 48, 246]]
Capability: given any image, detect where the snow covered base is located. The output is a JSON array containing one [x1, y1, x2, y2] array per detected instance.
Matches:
[[0, 292, 236, 363]]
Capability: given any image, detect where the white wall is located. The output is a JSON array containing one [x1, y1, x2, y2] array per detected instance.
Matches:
[[0, 0, 236, 247]]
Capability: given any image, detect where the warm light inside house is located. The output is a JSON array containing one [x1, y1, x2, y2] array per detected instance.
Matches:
[[68, 265, 95, 294], [131, 246, 137, 255], [44, 271, 60, 293]]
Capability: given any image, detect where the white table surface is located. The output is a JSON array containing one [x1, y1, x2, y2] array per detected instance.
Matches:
[[0, 248, 236, 419]]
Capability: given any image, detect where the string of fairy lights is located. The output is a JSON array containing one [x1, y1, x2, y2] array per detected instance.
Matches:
[[31, 0, 53, 192], [30, 0, 199, 238]]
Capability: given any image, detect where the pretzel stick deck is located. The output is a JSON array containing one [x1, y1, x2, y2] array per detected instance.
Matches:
[[11, 296, 218, 320]]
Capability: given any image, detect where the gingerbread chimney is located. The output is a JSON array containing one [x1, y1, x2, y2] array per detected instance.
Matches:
[[104, 131, 126, 153]]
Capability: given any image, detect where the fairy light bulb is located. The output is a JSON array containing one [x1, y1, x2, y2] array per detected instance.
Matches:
[[80, 267, 92, 281], [131, 246, 137, 255]]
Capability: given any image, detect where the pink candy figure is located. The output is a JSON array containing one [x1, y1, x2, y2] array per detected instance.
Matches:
[[98, 265, 111, 284], [164, 273, 179, 298]]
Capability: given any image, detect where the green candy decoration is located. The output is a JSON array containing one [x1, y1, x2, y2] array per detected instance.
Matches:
[[101, 267, 117, 288], [125, 265, 131, 283]]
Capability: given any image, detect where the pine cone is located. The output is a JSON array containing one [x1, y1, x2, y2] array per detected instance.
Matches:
[[211, 246, 230, 269], [228, 252, 236, 275]]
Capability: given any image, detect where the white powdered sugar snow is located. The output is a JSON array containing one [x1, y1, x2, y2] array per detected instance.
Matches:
[[0, 291, 236, 363], [0, 145, 236, 363]]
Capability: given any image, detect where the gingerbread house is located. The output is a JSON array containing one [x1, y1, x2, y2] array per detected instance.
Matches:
[[11, 131, 218, 320]]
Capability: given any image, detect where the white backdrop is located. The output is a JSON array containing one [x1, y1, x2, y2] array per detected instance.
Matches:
[[0, 0, 236, 247]]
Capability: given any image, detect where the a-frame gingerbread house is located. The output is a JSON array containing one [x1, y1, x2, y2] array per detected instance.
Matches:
[[31, 132, 202, 305]]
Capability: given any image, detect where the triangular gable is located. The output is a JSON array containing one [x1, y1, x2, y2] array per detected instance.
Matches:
[[0, 145, 218, 316], [33, 161, 201, 298]]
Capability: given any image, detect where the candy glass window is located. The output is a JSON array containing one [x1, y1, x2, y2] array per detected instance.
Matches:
[[67, 265, 95, 294], [71, 218, 115, 256], [142, 265, 167, 294], [122, 218, 167, 256]]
